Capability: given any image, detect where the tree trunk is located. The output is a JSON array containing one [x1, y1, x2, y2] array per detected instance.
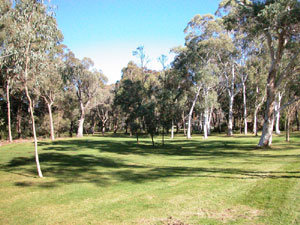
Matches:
[[162, 127, 165, 145], [6, 80, 13, 142], [16, 105, 22, 139], [136, 132, 139, 144], [171, 120, 174, 139], [296, 110, 300, 131], [187, 85, 201, 139], [275, 92, 282, 135], [102, 124, 105, 136], [243, 83, 247, 135], [203, 108, 209, 139], [24, 85, 43, 178], [183, 112, 186, 136], [227, 95, 234, 136], [285, 112, 290, 142], [208, 107, 213, 135], [151, 133, 154, 147], [253, 108, 258, 136], [77, 117, 85, 137], [77, 103, 85, 138], [258, 70, 276, 147], [47, 102, 55, 141], [69, 121, 74, 137]]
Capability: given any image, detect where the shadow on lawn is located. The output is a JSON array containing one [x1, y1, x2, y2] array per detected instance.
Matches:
[[1, 135, 300, 188]]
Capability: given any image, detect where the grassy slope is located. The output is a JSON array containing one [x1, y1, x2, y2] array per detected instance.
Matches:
[[0, 133, 300, 225]]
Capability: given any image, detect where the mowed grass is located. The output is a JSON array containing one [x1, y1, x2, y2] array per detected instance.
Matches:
[[1, 133, 300, 225]]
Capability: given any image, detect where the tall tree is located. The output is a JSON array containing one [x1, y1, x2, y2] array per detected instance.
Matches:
[[64, 53, 106, 138], [219, 0, 300, 146], [2, 0, 62, 177]]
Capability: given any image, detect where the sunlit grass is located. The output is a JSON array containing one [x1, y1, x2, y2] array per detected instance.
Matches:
[[0, 132, 300, 224]]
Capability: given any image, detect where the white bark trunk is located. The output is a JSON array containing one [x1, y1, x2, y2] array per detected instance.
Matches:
[[228, 95, 234, 136], [77, 103, 85, 137], [47, 103, 55, 141], [253, 108, 258, 136], [25, 85, 43, 178], [275, 92, 282, 135], [258, 70, 276, 147], [6, 80, 12, 142], [242, 83, 247, 135], [203, 108, 209, 139], [187, 85, 201, 139], [207, 107, 212, 135], [171, 120, 174, 139], [77, 117, 85, 137]]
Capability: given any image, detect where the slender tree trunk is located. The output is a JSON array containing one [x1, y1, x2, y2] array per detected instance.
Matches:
[[151, 133, 154, 146], [162, 127, 165, 145], [183, 112, 186, 136], [171, 120, 174, 139], [253, 108, 258, 136], [47, 102, 55, 141], [102, 124, 105, 136], [136, 132, 139, 144], [6, 80, 13, 142], [258, 70, 276, 147], [227, 95, 234, 136], [77, 103, 85, 137], [208, 107, 213, 135], [187, 85, 201, 139], [17, 105, 22, 139], [285, 112, 290, 142], [24, 85, 43, 178], [203, 108, 209, 139], [275, 92, 282, 135], [296, 110, 300, 131], [69, 121, 74, 137], [243, 83, 247, 135]]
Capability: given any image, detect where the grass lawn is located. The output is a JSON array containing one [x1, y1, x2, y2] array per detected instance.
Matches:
[[1, 132, 300, 224]]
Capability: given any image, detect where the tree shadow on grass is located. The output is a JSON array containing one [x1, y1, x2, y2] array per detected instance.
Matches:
[[1, 136, 300, 189]]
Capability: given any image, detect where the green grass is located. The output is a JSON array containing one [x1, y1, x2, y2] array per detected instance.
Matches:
[[1, 132, 300, 225]]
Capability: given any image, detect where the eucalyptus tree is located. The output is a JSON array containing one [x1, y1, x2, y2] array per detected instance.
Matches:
[[114, 61, 144, 137], [93, 84, 113, 136], [2, 0, 62, 177], [219, 0, 300, 147], [64, 53, 106, 137], [36, 46, 65, 141], [183, 14, 235, 137], [0, 0, 15, 142], [132, 46, 150, 84]]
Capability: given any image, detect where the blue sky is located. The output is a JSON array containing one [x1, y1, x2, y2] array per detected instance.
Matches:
[[51, 0, 220, 84]]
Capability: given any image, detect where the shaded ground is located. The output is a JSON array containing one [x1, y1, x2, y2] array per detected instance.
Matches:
[[0, 133, 300, 224]]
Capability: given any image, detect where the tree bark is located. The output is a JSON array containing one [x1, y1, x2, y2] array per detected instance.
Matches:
[[296, 110, 300, 131], [258, 69, 276, 147], [17, 105, 22, 139], [242, 82, 247, 135], [171, 120, 174, 139], [203, 108, 209, 139], [275, 92, 282, 135], [47, 102, 55, 141], [253, 108, 258, 136], [187, 85, 201, 139], [6, 80, 13, 142], [285, 112, 290, 142], [151, 133, 154, 146], [77, 102, 86, 138], [183, 112, 186, 136], [24, 85, 43, 178], [227, 95, 234, 136]]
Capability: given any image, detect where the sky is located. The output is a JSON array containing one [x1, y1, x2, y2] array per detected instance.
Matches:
[[51, 0, 220, 84]]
